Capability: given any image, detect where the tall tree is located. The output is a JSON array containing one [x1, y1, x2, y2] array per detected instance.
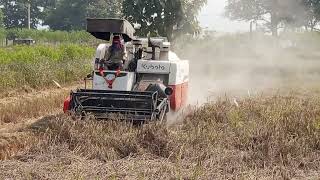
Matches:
[[44, 0, 88, 30], [44, 0, 123, 30], [0, 0, 48, 28], [123, 0, 207, 40], [87, 0, 122, 18], [225, 0, 305, 36], [0, 8, 4, 28], [302, 0, 320, 31]]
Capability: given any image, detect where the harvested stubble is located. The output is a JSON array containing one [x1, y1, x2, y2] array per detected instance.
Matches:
[[0, 94, 320, 179], [0, 89, 69, 124]]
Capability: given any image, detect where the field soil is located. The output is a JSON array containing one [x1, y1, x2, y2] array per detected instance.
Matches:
[[0, 94, 319, 179], [1, 38, 320, 179], [0, 83, 83, 161]]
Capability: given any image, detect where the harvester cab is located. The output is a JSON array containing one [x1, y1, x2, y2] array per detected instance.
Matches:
[[64, 18, 189, 123]]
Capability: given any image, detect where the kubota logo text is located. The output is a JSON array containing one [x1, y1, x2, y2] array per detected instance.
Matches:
[[141, 63, 166, 71]]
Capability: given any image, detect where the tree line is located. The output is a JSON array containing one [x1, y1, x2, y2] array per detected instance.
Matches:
[[0, 0, 207, 40], [226, 0, 320, 36], [2, 0, 317, 38]]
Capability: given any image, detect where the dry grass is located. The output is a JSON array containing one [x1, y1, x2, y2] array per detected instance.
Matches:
[[0, 93, 319, 179], [0, 93, 64, 124], [0, 88, 72, 124], [0, 132, 34, 160]]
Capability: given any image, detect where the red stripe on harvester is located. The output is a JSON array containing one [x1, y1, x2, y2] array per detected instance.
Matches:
[[63, 96, 71, 113]]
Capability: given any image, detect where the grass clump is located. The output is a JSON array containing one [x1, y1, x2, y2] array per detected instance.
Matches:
[[184, 95, 320, 169], [28, 116, 174, 161]]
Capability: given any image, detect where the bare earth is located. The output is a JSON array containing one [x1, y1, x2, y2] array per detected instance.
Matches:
[[1, 39, 320, 179]]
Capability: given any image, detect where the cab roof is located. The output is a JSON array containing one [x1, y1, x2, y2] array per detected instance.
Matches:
[[87, 18, 135, 42]]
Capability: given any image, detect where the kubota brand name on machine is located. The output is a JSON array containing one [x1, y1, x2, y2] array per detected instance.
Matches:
[[141, 64, 167, 70]]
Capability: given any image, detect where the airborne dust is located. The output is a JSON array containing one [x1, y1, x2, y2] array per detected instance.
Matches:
[[176, 33, 320, 105]]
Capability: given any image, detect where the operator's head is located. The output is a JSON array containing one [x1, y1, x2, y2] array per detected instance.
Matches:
[[112, 35, 123, 49], [112, 35, 120, 43]]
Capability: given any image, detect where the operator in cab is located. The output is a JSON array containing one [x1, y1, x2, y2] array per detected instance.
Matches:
[[101, 35, 126, 70]]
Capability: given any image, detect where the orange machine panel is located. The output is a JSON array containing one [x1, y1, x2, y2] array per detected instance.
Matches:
[[170, 82, 188, 111]]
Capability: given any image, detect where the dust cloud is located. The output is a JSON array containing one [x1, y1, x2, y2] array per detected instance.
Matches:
[[176, 33, 320, 105]]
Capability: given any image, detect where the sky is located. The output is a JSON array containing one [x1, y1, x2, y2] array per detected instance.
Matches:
[[199, 0, 249, 32]]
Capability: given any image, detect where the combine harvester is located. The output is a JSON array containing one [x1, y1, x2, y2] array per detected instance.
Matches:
[[63, 19, 189, 122]]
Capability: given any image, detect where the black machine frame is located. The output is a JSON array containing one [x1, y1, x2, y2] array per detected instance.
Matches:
[[69, 89, 169, 122]]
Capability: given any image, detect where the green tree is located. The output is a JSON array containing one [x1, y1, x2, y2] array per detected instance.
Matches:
[[123, 0, 207, 40], [302, 0, 320, 31], [0, 0, 48, 28], [0, 8, 4, 28], [87, 0, 122, 18], [44, 0, 123, 30], [44, 0, 88, 30], [225, 0, 306, 36]]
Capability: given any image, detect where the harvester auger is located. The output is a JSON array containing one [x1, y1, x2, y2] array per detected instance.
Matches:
[[63, 18, 189, 123]]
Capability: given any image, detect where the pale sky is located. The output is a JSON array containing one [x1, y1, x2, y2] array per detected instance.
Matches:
[[199, 0, 249, 32]]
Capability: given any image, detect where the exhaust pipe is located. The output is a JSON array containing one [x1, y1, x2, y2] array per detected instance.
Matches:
[[146, 83, 173, 98], [158, 83, 173, 96]]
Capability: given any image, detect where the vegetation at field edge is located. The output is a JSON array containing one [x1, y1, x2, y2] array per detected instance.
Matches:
[[0, 44, 94, 93]]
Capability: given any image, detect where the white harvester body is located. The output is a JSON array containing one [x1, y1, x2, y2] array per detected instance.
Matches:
[[64, 18, 189, 122]]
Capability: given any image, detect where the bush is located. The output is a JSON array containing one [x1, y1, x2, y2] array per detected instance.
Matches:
[[1, 28, 97, 45]]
